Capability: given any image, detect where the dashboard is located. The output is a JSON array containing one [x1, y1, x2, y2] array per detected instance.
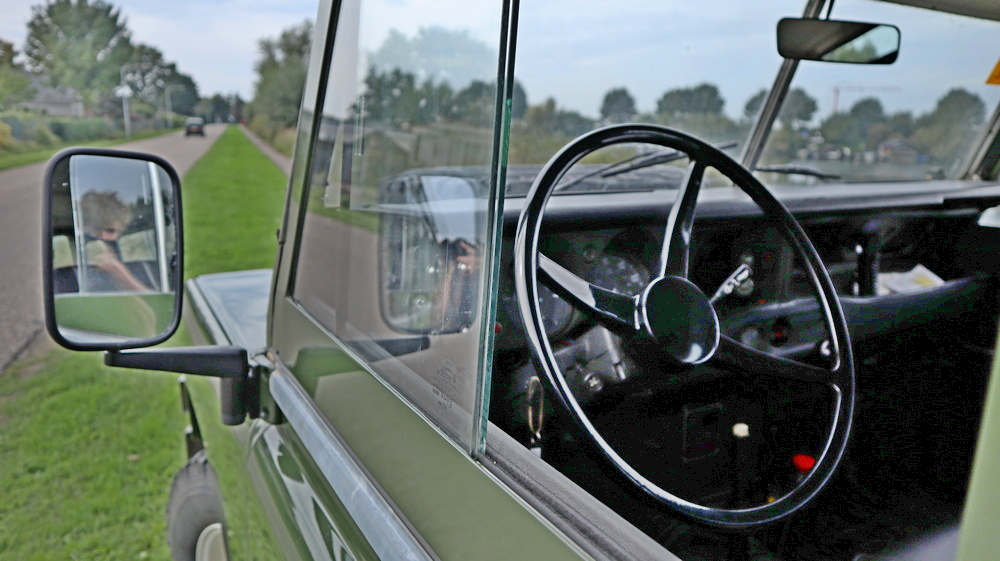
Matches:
[[493, 184, 1000, 365]]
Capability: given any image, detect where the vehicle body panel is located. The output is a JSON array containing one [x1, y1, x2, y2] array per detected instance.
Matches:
[[40, 0, 1000, 559]]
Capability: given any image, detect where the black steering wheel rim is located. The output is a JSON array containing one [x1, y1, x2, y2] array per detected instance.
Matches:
[[513, 124, 855, 528]]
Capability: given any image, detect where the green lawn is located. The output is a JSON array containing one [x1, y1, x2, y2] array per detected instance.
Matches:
[[0, 126, 286, 560], [182, 126, 286, 277]]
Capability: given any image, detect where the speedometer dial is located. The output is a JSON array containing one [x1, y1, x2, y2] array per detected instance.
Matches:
[[589, 253, 648, 296], [538, 284, 574, 335]]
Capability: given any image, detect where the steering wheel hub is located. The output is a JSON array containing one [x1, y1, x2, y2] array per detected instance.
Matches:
[[640, 276, 719, 365]]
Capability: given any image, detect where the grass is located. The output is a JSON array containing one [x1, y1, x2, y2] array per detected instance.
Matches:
[[0, 126, 286, 560], [0, 128, 180, 172], [182, 126, 287, 278], [0, 353, 185, 560]]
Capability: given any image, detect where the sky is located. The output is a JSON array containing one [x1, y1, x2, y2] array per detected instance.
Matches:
[[1, 0, 319, 99]]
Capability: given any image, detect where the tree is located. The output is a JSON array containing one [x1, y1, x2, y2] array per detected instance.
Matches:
[[368, 27, 496, 90], [920, 88, 985, 128], [359, 67, 419, 126], [510, 81, 528, 121], [0, 39, 34, 111], [251, 20, 312, 128], [819, 97, 890, 151], [163, 72, 199, 116], [23, 0, 134, 112], [911, 88, 986, 164], [227, 93, 246, 122], [743, 89, 767, 121], [600, 87, 636, 123], [524, 97, 593, 137], [742, 88, 816, 128], [778, 88, 817, 129], [208, 94, 230, 122], [451, 80, 495, 125], [657, 83, 724, 117], [123, 44, 176, 104]]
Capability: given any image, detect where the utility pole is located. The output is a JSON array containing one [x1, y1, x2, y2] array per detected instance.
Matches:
[[119, 65, 134, 138]]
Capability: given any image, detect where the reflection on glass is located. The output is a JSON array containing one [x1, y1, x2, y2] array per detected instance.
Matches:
[[822, 25, 899, 63], [291, 0, 503, 451], [50, 154, 178, 343], [776, 19, 899, 64], [380, 172, 482, 334]]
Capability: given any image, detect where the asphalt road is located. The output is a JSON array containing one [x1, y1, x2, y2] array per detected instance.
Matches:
[[0, 123, 227, 372]]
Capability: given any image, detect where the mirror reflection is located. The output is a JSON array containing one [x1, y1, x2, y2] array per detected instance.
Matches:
[[49, 153, 179, 344], [379, 170, 483, 334], [777, 18, 900, 64]]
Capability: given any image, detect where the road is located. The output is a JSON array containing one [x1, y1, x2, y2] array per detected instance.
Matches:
[[0, 123, 227, 371]]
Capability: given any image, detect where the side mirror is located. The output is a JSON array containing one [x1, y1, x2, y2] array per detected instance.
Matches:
[[43, 148, 183, 350], [777, 18, 900, 64]]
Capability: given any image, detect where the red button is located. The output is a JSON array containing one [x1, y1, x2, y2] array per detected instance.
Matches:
[[792, 453, 816, 475]]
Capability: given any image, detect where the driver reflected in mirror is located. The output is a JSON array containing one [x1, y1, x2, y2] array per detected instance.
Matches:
[[78, 190, 153, 293]]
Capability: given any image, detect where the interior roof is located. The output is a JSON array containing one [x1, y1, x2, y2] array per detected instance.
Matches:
[[878, 0, 1000, 21]]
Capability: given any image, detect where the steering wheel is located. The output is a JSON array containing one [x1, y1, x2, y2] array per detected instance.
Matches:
[[513, 124, 855, 528]]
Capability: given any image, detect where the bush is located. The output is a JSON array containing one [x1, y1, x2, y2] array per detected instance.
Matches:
[[0, 112, 119, 153], [32, 122, 60, 147], [248, 115, 296, 157], [247, 114, 276, 142], [0, 115, 29, 140], [0, 120, 12, 149], [49, 118, 113, 142]]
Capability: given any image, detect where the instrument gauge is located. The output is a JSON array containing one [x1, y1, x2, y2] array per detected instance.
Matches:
[[537, 284, 574, 335], [589, 253, 648, 296]]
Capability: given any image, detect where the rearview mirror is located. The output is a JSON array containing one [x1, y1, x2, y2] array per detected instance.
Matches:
[[777, 18, 900, 64], [43, 148, 183, 350]]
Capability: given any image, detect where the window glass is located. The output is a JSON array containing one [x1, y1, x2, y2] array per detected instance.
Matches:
[[759, 1, 1000, 183], [291, 0, 503, 449], [507, 0, 801, 174]]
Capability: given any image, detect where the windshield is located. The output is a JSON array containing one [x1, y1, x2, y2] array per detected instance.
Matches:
[[508, 0, 1000, 190], [760, 2, 999, 183]]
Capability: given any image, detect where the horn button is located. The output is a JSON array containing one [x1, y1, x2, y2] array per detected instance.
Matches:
[[639, 276, 720, 365]]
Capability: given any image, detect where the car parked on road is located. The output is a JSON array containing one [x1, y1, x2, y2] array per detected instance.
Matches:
[[41, 0, 1000, 560]]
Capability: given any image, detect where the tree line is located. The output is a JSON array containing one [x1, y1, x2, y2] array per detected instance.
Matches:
[[1, 0, 199, 119], [0, 0, 260, 131], [247, 21, 988, 168]]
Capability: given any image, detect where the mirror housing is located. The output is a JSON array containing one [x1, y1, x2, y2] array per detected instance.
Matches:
[[43, 147, 184, 351], [777, 18, 900, 64]]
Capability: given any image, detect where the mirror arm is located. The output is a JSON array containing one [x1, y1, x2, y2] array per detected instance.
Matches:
[[105, 345, 248, 377], [105, 346, 254, 425]]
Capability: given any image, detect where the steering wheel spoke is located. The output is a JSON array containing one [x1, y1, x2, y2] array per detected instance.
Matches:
[[539, 253, 639, 333], [717, 334, 836, 385], [659, 160, 705, 278]]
